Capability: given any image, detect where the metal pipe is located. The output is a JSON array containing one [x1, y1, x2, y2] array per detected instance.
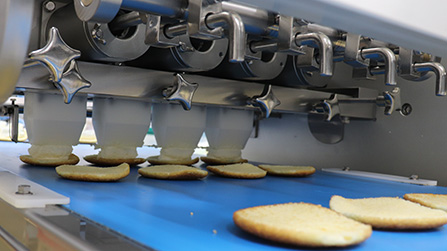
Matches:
[[109, 11, 144, 33], [221, 1, 273, 36], [295, 32, 333, 76], [75, 0, 275, 37], [206, 11, 246, 62], [164, 23, 188, 38], [413, 62, 447, 96], [361, 47, 397, 86], [120, 0, 188, 19]]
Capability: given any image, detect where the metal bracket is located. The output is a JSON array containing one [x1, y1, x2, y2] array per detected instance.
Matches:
[[145, 15, 182, 48]]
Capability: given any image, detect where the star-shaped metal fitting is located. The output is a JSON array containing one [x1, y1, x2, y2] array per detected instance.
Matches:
[[53, 61, 91, 104], [322, 94, 340, 121], [29, 27, 81, 83], [163, 73, 198, 110], [252, 85, 281, 118]]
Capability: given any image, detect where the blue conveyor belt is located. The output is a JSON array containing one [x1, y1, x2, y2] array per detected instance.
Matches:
[[2, 142, 447, 250]]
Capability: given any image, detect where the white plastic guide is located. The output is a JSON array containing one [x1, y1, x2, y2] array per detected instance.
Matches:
[[0, 170, 69, 208], [322, 168, 437, 186]]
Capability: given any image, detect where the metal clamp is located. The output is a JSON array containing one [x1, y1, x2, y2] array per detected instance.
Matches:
[[28, 27, 80, 83], [54, 61, 92, 104], [249, 85, 281, 118], [163, 73, 199, 110]]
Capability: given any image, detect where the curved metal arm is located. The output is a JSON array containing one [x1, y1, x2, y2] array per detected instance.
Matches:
[[413, 62, 447, 96], [361, 47, 397, 86], [294, 32, 333, 76], [205, 11, 246, 62]]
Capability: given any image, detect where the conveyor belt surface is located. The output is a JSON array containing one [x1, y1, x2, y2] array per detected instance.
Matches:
[[1, 142, 447, 250]]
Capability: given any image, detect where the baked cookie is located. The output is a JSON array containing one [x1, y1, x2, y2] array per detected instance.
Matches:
[[233, 203, 372, 247], [147, 155, 199, 165], [206, 163, 266, 179], [200, 156, 248, 165], [258, 165, 315, 177], [55, 163, 130, 182], [84, 154, 145, 166], [330, 195, 447, 229], [138, 165, 208, 180], [20, 154, 79, 167], [404, 193, 447, 212]]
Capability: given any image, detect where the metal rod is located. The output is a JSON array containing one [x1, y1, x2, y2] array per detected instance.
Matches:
[[109, 11, 144, 33], [164, 23, 188, 38], [121, 0, 188, 19]]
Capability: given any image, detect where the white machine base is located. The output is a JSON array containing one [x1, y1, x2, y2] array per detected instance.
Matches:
[[0, 169, 69, 208]]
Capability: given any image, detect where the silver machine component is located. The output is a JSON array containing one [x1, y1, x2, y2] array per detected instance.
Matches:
[[47, 3, 149, 62], [0, 0, 34, 104], [3, 0, 447, 248], [130, 35, 228, 72]]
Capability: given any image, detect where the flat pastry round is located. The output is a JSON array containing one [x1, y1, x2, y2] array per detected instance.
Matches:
[[330, 195, 447, 229], [258, 164, 315, 177], [233, 203, 372, 247], [147, 155, 199, 165], [206, 163, 266, 179], [404, 193, 447, 212], [200, 156, 248, 165], [138, 165, 208, 180], [56, 163, 130, 182], [84, 154, 145, 166], [20, 154, 79, 167]]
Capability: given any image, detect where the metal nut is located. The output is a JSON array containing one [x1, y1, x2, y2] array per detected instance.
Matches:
[[16, 184, 33, 195]]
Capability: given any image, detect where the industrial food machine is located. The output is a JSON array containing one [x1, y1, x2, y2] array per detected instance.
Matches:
[[2, 0, 447, 250]]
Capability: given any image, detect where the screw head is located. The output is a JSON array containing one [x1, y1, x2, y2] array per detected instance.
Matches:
[[400, 103, 412, 116], [44, 1, 56, 12]]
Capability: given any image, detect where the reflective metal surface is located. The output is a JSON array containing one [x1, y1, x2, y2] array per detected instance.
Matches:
[[0, 0, 34, 104]]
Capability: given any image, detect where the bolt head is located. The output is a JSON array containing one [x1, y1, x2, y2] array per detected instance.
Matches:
[[44, 1, 56, 12]]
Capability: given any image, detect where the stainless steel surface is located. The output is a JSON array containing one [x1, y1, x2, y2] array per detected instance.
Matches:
[[133, 35, 228, 72], [17, 61, 377, 119], [163, 73, 199, 110], [49, 4, 149, 62], [234, 0, 447, 58], [109, 10, 144, 33], [249, 85, 281, 118], [0, 0, 33, 104], [55, 61, 92, 104], [221, 1, 274, 36], [74, 0, 122, 23], [28, 27, 81, 83], [0, 197, 151, 250], [295, 32, 333, 76], [361, 47, 397, 86], [413, 62, 447, 96], [205, 11, 246, 62]]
